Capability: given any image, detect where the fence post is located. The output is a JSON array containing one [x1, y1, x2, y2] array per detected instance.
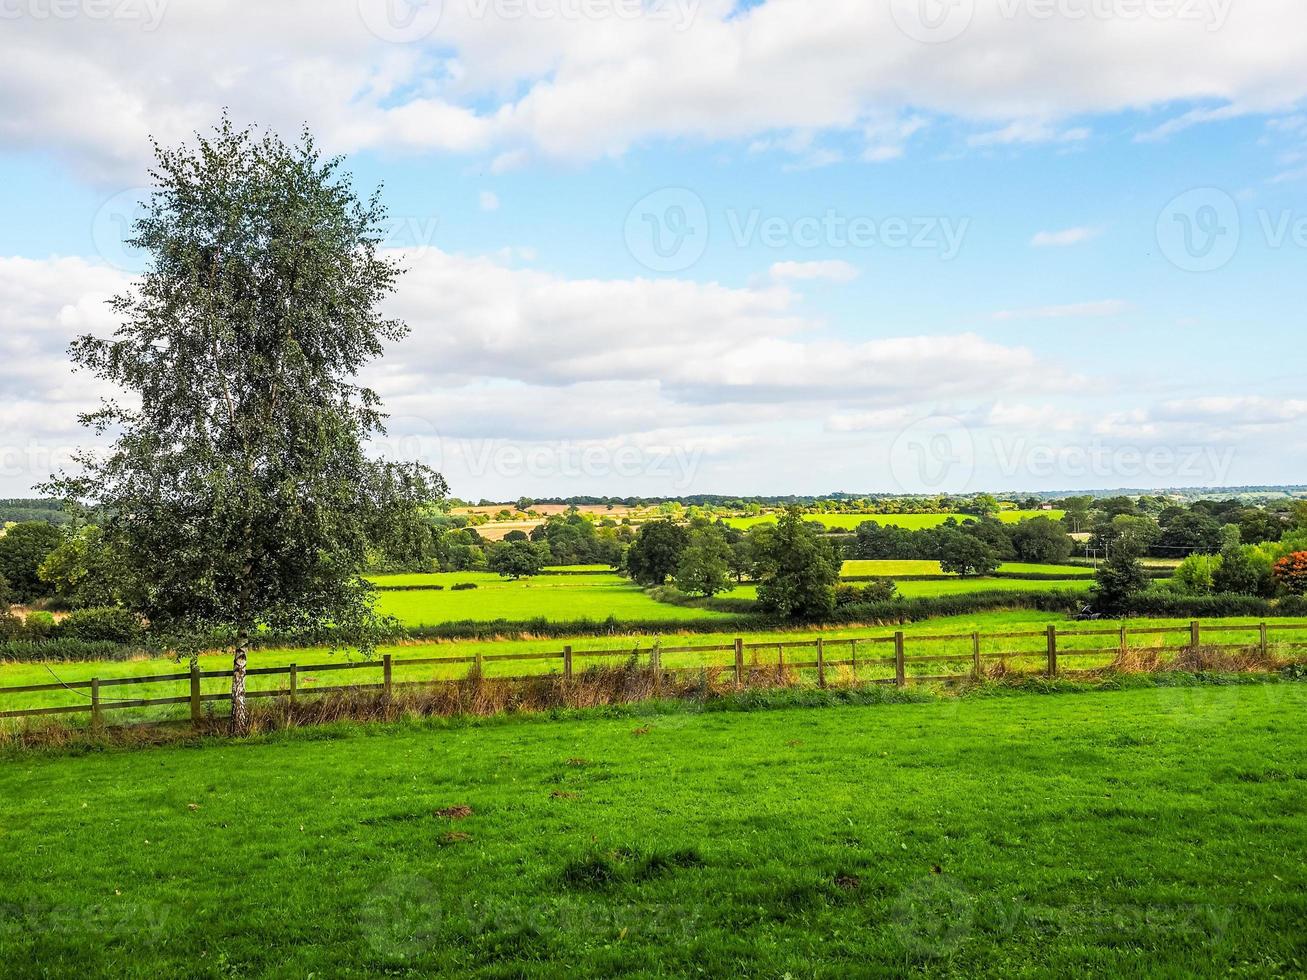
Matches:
[[894, 632, 905, 687], [1190, 620, 1201, 652], [734, 637, 744, 688], [474, 652, 485, 680], [651, 645, 662, 695], [1119, 625, 1128, 660], [190, 666, 202, 723], [816, 637, 826, 688], [971, 632, 981, 680], [563, 645, 573, 681], [90, 678, 102, 729], [289, 663, 298, 702], [1046, 624, 1058, 678], [383, 654, 393, 699], [1260, 622, 1269, 658]]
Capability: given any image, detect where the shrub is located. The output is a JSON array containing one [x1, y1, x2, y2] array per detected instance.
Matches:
[[835, 579, 898, 607], [1274, 552, 1307, 595], [450, 582, 478, 591], [57, 607, 144, 644], [22, 611, 57, 639]]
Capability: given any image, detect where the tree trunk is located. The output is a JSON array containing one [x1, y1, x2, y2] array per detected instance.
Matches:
[[230, 637, 249, 736]]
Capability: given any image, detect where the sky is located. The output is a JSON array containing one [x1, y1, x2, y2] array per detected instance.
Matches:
[[1, 0, 1305, 501]]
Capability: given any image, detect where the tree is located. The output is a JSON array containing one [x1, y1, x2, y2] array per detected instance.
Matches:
[[1212, 545, 1275, 597], [625, 518, 689, 586], [1009, 516, 1073, 564], [937, 531, 999, 577], [674, 524, 732, 597], [752, 506, 840, 617], [1091, 544, 1150, 614], [0, 571, 11, 611], [489, 540, 547, 579], [503, 529, 529, 543], [1274, 552, 1307, 595], [0, 521, 65, 604], [1157, 513, 1224, 555], [44, 118, 443, 734], [37, 524, 133, 608], [1170, 554, 1216, 596]]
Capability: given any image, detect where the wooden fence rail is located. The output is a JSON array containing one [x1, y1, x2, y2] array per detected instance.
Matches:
[[3, 619, 1306, 728]]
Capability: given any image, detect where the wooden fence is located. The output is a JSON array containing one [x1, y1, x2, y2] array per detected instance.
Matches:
[[2, 619, 1305, 729]]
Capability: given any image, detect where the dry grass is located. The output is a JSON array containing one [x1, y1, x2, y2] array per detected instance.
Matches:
[[4, 646, 1303, 751]]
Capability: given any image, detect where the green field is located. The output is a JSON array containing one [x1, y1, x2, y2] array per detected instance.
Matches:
[[842, 560, 1093, 578], [6, 613, 1303, 729], [2, 682, 1303, 976], [371, 572, 727, 626], [725, 510, 1063, 531], [726, 578, 1091, 600]]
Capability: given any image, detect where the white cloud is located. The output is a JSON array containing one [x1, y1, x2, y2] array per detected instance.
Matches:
[[1031, 226, 1102, 248], [992, 300, 1130, 320], [768, 260, 860, 283], [4, 0, 1307, 180], [479, 190, 500, 211]]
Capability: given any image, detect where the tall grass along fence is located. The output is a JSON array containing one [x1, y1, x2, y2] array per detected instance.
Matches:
[[3, 620, 1305, 733]]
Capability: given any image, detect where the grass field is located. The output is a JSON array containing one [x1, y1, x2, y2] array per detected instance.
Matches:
[[6, 612, 1303, 729], [725, 510, 1063, 531], [723, 578, 1093, 601], [2, 682, 1303, 976], [842, 560, 1094, 578], [370, 572, 728, 626]]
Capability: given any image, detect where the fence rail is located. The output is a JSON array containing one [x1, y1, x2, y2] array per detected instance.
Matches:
[[3, 619, 1306, 728]]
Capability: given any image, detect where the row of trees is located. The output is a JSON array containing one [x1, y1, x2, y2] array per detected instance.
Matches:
[[624, 508, 842, 617], [853, 516, 1073, 572]]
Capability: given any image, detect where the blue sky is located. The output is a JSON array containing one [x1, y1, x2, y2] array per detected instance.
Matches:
[[0, 0, 1304, 500]]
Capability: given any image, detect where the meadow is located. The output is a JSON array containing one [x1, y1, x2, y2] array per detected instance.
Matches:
[[2, 682, 1303, 976], [841, 560, 1094, 578], [723, 509, 1063, 531], [370, 572, 727, 626], [4, 612, 1300, 729]]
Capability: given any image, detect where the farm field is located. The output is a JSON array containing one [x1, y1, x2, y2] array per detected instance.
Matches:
[[369, 572, 727, 626], [724, 579, 1092, 601], [724, 510, 1063, 531], [841, 560, 1094, 578], [2, 684, 1304, 975], [5, 613, 1304, 729]]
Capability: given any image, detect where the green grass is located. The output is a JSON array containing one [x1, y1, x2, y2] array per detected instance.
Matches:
[[6, 612, 1303, 729], [842, 560, 1093, 578], [370, 572, 729, 627], [725, 510, 1062, 531], [2, 682, 1303, 976], [727, 578, 1092, 600]]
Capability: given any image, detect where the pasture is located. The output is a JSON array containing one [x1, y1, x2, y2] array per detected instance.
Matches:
[[2, 683, 1303, 976], [370, 572, 727, 626], [4, 613, 1301, 729], [841, 560, 1093, 578], [723, 509, 1063, 531]]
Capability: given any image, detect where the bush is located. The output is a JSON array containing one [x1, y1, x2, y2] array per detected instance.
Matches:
[[450, 582, 478, 591], [0, 638, 136, 662], [835, 579, 898, 607], [22, 611, 57, 639], [57, 607, 144, 644]]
